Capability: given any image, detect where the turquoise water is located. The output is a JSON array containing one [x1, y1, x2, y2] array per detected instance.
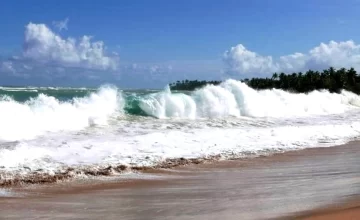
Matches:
[[1, 80, 360, 182], [0, 86, 162, 117]]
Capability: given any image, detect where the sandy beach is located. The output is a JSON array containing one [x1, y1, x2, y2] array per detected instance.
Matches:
[[295, 204, 360, 220], [0, 142, 359, 220]]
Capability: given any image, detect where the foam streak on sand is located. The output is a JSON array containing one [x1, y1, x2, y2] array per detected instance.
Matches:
[[0, 142, 359, 220], [1, 79, 360, 183]]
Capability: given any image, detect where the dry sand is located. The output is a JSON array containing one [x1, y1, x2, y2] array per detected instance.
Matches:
[[0, 142, 359, 219]]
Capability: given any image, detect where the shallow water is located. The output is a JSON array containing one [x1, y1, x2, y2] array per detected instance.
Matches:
[[1, 143, 359, 220], [1, 80, 360, 182]]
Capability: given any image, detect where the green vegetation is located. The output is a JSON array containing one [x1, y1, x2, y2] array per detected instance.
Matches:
[[169, 67, 360, 94], [169, 80, 221, 91]]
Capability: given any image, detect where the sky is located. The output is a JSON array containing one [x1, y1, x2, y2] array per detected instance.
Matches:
[[1, 0, 360, 88]]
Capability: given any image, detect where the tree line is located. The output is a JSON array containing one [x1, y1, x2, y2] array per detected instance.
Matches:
[[169, 67, 360, 94]]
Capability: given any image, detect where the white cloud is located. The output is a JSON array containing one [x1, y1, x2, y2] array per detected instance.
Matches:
[[307, 41, 360, 69], [223, 44, 275, 76], [124, 63, 173, 75], [149, 65, 159, 73], [131, 63, 138, 69], [0, 61, 16, 73], [22, 64, 32, 70], [223, 40, 360, 77], [23, 22, 118, 70], [52, 18, 69, 31], [149, 65, 173, 74]]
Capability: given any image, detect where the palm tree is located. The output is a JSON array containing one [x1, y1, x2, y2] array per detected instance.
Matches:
[[169, 67, 360, 94], [346, 67, 357, 87], [272, 73, 278, 80]]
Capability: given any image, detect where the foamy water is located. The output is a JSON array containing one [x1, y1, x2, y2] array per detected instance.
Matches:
[[0, 85, 122, 141], [1, 79, 360, 178], [0, 189, 14, 197]]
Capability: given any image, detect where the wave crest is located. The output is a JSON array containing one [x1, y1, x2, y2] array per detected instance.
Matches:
[[138, 79, 360, 118], [2, 79, 360, 141], [0, 85, 122, 141]]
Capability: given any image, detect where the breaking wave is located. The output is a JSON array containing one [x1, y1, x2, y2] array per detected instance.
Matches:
[[0, 85, 123, 141], [2, 79, 360, 184], [1, 79, 360, 141], [138, 79, 360, 118]]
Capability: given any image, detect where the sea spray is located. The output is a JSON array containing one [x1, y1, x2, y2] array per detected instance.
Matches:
[[2, 80, 360, 141], [0, 85, 122, 141], [138, 79, 360, 118], [1, 80, 360, 182], [139, 85, 196, 118]]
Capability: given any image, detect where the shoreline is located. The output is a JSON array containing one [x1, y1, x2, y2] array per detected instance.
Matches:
[[0, 146, 311, 187], [0, 154, 224, 187], [0, 141, 354, 187], [1, 142, 359, 219]]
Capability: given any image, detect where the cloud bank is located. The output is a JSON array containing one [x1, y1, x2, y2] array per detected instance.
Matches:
[[0, 21, 121, 86], [223, 40, 360, 77], [2, 19, 360, 88], [23, 22, 118, 70]]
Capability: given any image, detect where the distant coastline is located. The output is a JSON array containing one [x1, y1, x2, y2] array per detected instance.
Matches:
[[170, 67, 360, 94]]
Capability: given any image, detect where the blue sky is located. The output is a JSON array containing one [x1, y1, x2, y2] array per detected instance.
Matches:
[[1, 0, 360, 88]]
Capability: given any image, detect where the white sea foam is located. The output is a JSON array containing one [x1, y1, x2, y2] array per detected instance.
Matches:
[[140, 79, 360, 118], [1, 112, 360, 175], [1, 80, 360, 177], [0, 189, 14, 197], [139, 86, 197, 119], [0, 85, 123, 141]]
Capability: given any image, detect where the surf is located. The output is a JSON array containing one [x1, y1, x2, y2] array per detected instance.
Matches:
[[1, 79, 360, 181], [1, 79, 360, 141], [0, 85, 123, 141], [138, 79, 360, 118]]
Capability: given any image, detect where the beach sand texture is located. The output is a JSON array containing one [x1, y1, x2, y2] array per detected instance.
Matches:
[[1, 142, 359, 219]]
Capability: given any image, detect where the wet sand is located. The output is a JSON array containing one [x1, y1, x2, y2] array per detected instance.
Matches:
[[286, 198, 360, 219], [0, 142, 359, 220], [296, 205, 360, 220]]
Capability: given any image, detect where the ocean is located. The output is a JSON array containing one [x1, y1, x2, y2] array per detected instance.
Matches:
[[1, 79, 360, 183]]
